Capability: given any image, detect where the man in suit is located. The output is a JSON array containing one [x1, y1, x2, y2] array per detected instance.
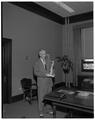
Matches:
[[34, 49, 55, 117]]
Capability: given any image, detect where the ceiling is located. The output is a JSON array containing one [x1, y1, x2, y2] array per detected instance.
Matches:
[[37, 2, 93, 17]]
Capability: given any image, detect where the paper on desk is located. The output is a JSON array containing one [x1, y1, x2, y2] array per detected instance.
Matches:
[[57, 89, 64, 93], [77, 90, 93, 95], [77, 91, 90, 97], [57, 89, 75, 94], [68, 91, 75, 94]]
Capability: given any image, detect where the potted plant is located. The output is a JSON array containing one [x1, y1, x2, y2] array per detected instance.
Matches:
[[56, 55, 73, 87]]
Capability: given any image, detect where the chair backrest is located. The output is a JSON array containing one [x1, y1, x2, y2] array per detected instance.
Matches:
[[21, 78, 32, 90], [33, 68, 37, 84]]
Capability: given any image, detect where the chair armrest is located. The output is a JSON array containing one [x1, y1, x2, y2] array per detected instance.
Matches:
[[23, 88, 32, 92]]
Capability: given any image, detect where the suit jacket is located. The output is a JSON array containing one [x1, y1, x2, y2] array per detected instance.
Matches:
[[34, 59, 47, 77], [34, 58, 53, 88]]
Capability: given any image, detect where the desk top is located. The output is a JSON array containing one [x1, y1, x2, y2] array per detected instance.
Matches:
[[44, 87, 93, 113]]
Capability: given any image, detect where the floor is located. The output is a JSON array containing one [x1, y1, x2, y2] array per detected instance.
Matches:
[[3, 99, 67, 118]]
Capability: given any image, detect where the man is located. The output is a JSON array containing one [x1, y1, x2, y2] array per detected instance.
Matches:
[[34, 49, 55, 117]]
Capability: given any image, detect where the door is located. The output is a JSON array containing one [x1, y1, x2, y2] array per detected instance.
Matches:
[[2, 38, 12, 104]]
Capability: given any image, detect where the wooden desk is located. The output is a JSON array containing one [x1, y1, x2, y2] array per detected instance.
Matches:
[[43, 87, 94, 118]]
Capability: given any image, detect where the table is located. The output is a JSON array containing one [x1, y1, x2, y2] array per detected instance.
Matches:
[[43, 87, 94, 118]]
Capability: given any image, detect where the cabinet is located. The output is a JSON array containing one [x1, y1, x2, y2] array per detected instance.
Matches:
[[77, 75, 93, 92]]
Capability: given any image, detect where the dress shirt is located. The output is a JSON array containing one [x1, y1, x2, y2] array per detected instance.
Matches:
[[40, 58, 46, 69]]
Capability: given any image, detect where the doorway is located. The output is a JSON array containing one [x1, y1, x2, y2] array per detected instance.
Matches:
[[2, 38, 12, 104]]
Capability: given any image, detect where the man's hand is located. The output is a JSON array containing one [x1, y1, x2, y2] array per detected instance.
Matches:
[[46, 73, 55, 77]]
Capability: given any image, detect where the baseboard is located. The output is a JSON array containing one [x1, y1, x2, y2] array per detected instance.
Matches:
[[11, 94, 23, 103]]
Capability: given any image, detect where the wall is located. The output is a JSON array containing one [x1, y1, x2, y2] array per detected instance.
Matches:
[[62, 20, 93, 83], [3, 3, 63, 96]]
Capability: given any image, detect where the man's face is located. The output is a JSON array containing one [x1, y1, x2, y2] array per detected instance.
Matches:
[[39, 50, 46, 60], [41, 53, 46, 59]]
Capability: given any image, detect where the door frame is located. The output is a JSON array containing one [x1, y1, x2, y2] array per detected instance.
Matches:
[[2, 38, 12, 103]]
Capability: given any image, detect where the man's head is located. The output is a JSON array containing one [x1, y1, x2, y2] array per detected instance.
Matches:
[[39, 49, 46, 59]]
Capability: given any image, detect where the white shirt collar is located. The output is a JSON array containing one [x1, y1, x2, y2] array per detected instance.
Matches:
[[40, 58, 46, 65]]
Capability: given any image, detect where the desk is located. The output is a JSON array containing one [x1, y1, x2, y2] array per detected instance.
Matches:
[[43, 87, 93, 118]]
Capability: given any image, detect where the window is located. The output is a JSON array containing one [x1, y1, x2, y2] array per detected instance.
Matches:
[[81, 27, 93, 72], [81, 27, 93, 59]]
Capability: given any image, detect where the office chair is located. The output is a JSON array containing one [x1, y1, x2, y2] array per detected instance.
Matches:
[[21, 78, 38, 104]]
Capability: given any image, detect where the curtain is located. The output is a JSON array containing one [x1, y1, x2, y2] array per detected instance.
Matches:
[[73, 21, 93, 86], [73, 28, 81, 86]]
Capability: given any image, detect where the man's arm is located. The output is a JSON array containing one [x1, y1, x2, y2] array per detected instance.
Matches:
[[34, 62, 48, 78]]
